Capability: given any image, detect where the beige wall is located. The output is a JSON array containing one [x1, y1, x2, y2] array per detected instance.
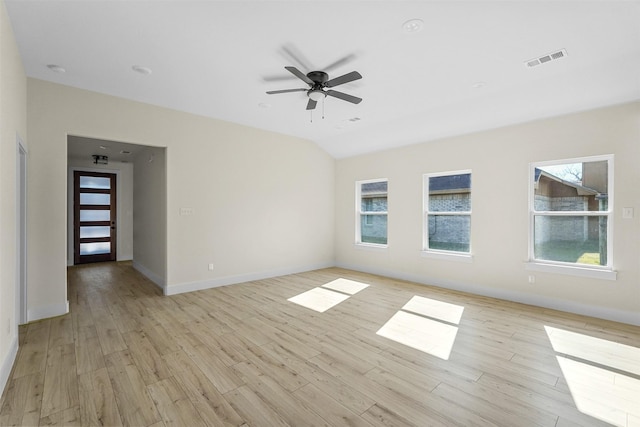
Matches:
[[27, 78, 335, 312], [0, 0, 27, 393], [335, 102, 640, 324], [132, 145, 167, 285]]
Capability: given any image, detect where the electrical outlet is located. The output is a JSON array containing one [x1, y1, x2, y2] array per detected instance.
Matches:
[[528, 275, 536, 284], [208, 263, 214, 271]]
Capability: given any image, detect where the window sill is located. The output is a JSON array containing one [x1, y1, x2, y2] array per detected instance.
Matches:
[[421, 250, 473, 263], [525, 261, 617, 281], [354, 243, 388, 251]]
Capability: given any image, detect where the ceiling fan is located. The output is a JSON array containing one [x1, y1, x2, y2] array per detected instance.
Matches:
[[266, 66, 362, 111]]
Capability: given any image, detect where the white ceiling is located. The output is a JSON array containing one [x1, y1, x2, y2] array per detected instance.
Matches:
[[6, 1, 640, 158], [67, 135, 149, 163]]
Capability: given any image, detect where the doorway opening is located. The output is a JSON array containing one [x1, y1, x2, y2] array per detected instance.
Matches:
[[66, 135, 167, 287]]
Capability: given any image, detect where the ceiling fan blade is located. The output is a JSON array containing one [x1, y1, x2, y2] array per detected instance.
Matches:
[[285, 66, 313, 85], [326, 90, 362, 104], [263, 74, 299, 82], [306, 99, 317, 110], [325, 71, 362, 88], [282, 44, 314, 72], [322, 53, 356, 72], [266, 88, 308, 94]]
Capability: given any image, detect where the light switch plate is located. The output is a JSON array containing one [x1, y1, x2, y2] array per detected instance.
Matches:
[[622, 207, 634, 219], [180, 207, 193, 216]]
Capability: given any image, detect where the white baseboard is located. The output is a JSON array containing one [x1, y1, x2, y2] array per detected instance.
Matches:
[[336, 262, 640, 327], [164, 262, 335, 296], [0, 335, 19, 398], [27, 300, 69, 323], [132, 261, 167, 292], [131, 258, 638, 325]]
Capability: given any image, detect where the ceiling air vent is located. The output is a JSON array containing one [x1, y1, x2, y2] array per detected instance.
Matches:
[[525, 49, 567, 68]]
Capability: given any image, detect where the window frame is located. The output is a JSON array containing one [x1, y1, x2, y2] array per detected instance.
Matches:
[[422, 169, 472, 261], [526, 154, 616, 280], [355, 178, 388, 248]]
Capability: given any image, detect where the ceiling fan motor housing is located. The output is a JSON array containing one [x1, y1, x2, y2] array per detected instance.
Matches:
[[307, 71, 329, 84]]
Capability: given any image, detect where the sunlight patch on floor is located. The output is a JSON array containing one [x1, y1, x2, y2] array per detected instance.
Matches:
[[377, 311, 458, 360], [545, 326, 640, 427], [545, 326, 640, 376], [402, 295, 464, 325], [287, 278, 369, 313], [321, 278, 369, 295], [377, 296, 464, 360]]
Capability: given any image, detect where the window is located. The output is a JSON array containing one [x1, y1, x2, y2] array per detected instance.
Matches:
[[529, 155, 613, 271], [423, 171, 472, 254], [356, 179, 388, 246]]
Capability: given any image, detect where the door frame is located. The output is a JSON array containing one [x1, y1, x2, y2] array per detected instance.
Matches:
[[73, 171, 117, 264], [68, 167, 122, 266], [16, 135, 27, 325]]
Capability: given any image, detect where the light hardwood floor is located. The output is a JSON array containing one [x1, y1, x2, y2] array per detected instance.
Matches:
[[1, 262, 639, 426]]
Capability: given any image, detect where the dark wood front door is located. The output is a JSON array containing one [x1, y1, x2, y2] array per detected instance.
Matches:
[[74, 171, 117, 264]]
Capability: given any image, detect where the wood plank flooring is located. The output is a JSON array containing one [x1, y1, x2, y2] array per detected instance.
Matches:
[[1, 262, 639, 426]]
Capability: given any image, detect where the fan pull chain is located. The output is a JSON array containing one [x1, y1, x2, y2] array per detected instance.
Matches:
[[308, 98, 326, 123]]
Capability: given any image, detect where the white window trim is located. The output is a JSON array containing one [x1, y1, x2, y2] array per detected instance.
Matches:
[[355, 178, 388, 248], [524, 261, 617, 280], [423, 169, 472, 257], [354, 242, 388, 251], [421, 250, 473, 263], [527, 154, 616, 279]]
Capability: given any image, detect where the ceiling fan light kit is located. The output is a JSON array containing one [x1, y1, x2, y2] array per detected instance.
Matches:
[[308, 89, 326, 101], [266, 66, 362, 116]]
